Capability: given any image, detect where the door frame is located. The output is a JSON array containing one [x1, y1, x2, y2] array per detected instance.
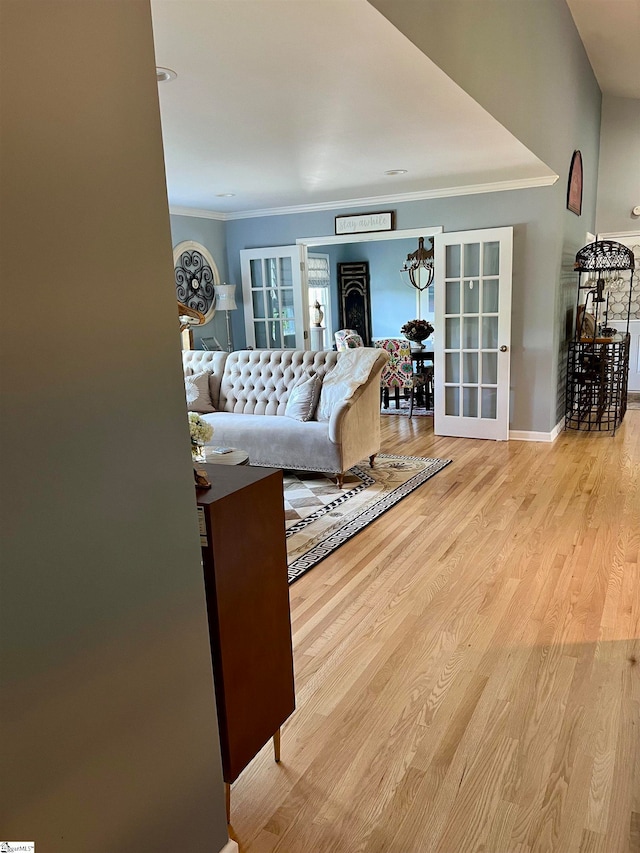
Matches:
[[297, 226, 443, 248], [240, 244, 308, 349], [297, 223, 514, 440], [297, 226, 443, 321], [433, 226, 513, 441]]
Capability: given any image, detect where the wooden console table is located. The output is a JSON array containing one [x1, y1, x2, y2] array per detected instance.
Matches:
[[196, 465, 295, 821]]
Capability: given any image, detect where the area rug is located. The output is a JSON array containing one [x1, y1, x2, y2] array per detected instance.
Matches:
[[380, 398, 433, 417], [283, 454, 451, 583], [628, 392, 640, 410]]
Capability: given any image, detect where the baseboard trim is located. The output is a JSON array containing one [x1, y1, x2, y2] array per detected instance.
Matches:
[[510, 419, 564, 442], [219, 839, 239, 853]]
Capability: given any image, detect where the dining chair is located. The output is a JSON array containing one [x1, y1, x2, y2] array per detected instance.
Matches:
[[374, 338, 427, 419], [334, 329, 364, 350]]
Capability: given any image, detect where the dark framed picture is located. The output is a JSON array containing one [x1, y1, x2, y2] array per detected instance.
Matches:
[[567, 150, 583, 216]]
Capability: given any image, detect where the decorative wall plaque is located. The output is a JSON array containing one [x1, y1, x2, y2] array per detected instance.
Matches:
[[567, 150, 583, 216], [173, 240, 220, 324], [335, 211, 395, 235]]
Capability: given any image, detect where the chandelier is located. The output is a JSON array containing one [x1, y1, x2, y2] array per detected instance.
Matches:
[[401, 236, 434, 291]]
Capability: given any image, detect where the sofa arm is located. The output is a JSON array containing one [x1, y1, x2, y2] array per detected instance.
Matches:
[[327, 350, 388, 444]]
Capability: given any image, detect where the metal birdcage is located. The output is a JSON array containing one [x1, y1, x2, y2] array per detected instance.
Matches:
[[565, 240, 635, 434]]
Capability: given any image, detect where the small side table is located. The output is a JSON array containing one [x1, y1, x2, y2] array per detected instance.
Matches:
[[203, 447, 249, 466]]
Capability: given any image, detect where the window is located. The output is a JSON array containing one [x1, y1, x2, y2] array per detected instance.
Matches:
[[307, 253, 332, 348]]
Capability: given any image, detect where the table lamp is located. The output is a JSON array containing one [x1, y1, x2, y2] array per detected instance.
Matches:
[[214, 283, 238, 351]]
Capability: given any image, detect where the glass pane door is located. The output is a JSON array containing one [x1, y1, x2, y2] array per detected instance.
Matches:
[[435, 228, 512, 440], [240, 245, 308, 349]]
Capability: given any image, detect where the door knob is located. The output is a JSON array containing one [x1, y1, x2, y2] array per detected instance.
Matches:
[[500, 345, 508, 352]]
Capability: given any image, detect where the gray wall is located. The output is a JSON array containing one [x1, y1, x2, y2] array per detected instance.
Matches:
[[596, 95, 640, 234], [0, 3, 229, 851], [170, 214, 232, 349]]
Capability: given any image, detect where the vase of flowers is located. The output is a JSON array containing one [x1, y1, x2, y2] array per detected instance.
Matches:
[[188, 412, 213, 462], [401, 319, 434, 349]]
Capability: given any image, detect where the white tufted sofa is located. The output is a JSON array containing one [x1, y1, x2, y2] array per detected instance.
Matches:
[[182, 348, 388, 486]]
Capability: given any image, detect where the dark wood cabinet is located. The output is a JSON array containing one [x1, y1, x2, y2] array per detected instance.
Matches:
[[196, 465, 295, 796]]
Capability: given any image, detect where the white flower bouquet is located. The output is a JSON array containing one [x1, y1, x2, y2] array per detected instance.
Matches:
[[188, 412, 213, 461]]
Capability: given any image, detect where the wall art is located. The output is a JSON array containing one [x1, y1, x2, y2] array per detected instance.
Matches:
[[567, 150, 583, 216], [335, 210, 395, 235]]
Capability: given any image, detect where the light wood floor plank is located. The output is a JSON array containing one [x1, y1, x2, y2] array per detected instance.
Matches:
[[229, 412, 640, 853]]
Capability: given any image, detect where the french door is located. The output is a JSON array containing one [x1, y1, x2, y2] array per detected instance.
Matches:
[[240, 245, 309, 349], [434, 227, 513, 440]]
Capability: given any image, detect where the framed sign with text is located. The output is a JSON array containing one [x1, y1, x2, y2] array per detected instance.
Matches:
[[335, 210, 395, 235]]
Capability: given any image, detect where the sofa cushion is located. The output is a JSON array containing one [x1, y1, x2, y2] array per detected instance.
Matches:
[[284, 370, 323, 421], [184, 370, 216, 413]]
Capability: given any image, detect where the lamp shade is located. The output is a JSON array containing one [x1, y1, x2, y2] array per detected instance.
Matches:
[[215, 283, 237, 311]]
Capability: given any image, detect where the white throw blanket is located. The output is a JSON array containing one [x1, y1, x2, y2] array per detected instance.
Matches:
[[316, 347, 381, 421]]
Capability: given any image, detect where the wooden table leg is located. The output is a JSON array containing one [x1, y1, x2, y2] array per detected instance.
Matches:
[[273, 727, 281, 763]]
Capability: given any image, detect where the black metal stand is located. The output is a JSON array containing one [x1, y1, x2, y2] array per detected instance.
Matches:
[[564, 240, 635, 435], [565, 335, 629, 433]]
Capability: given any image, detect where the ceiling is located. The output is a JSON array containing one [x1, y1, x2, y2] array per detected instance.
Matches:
[[151, 0, 638, 219], [566, 0, 640, 100]]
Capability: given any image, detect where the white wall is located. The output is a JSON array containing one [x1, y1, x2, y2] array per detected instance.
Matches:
[[0, 2, 229, 850]]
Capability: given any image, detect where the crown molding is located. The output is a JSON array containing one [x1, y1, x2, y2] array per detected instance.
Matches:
[[169, 205, 227, 221], [169, 174, 559, 222]]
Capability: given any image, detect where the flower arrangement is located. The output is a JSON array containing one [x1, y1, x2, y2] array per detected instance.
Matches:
[[401, 319, 434, 342], [188, 412, 213, 461]]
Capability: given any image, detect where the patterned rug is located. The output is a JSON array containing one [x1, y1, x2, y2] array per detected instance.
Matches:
[[284, 454, 451, 583], [380, 398, 433, 417]]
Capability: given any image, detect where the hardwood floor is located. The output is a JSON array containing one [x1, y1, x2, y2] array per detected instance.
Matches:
[[230, 412, 640, 853]]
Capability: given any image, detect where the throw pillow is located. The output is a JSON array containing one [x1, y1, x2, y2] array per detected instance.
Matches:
[[184, 370, 216, 413], [284, 370, 323, 422]]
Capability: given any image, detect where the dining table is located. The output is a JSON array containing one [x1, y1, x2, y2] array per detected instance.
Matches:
[[410, 344, 435, 408], [410, 344, 435, 371]]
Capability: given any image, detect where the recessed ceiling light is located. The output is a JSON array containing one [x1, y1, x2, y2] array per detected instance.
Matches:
[[216, 193, 236, 198], [384, 169, 408, 176], [156, 67, 177, 83]]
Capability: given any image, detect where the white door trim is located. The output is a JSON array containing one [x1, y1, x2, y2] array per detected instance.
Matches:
[[434, 226, 513, 441], [297, 225, 443, 248], [240, 244, 308, 349]]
